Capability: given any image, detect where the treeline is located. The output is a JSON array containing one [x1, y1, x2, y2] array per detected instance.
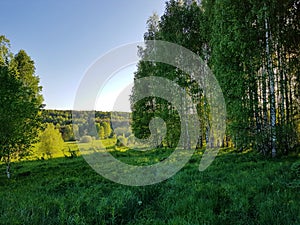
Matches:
[[41, 109, 132, 141], [131, 0, 300, 156]]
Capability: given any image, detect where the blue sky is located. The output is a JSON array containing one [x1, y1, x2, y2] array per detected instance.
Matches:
[[0, 0, 165, 110]]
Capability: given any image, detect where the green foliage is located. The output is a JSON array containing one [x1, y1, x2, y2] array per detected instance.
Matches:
[[63, 147, 79, 159], [131, 1, 217, 150], [131, 0, 300, 156], [102, 121, 112, 138], [80, 135, 93, 143], [38, 123, 64, 158], [0, 35, 43, 175], [289, 160, 300, 188], [114, 127, 132, 138], [207, 0, 300, 155], [98, 125, 105, 139], [291, 161, 300, 178], [127, 135, 136, 146], [116, 135, 128, 147], [61, 124, 77, 141], [41, 110, 118, 140]]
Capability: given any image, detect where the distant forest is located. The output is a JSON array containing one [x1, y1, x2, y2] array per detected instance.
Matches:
[[41, 109, 131, 142]]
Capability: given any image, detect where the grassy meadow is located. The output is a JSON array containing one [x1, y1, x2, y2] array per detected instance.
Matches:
[[0, 145, 299, 224], [28, 139, 118, 160]]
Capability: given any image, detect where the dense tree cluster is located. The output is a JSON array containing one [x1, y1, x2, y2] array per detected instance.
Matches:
[[41, 110, 131, 141], [131, 0, 300, 156]]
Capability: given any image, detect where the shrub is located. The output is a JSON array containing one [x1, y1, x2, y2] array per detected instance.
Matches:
[[127, 135, 135, 146], [80, 135, 93, 143], [38, 123, 65, 158], [116, 135, 127, 147]]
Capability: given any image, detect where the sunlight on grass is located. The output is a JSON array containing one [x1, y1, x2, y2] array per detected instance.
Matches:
[[0, 148, 299, 224]]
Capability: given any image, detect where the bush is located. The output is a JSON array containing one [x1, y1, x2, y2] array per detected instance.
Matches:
[[116, 136, 127, 147], [80, 135, 93, 143], [127, 135, 135, 146], [38, 123, 65, 158], [114, 127, 132, 138]]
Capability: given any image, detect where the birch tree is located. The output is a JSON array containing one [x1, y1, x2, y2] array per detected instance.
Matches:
[[0, 35, 43, 177]]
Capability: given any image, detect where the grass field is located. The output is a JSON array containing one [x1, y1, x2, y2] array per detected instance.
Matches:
[[0, 147, 299, 224], [28, 139, 118, 160]]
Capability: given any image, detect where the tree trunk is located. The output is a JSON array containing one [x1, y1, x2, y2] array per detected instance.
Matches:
[[265, 17, 276, 157], [262, 64, 268, 154], [6, 149, 11, 179]]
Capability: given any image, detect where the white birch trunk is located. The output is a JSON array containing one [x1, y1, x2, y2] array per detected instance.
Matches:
[[265, 17, 276, 157]]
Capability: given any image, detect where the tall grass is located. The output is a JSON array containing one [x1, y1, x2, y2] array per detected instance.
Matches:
[[0, 148, 299, 224]]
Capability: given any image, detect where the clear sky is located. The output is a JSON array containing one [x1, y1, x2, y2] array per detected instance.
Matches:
[[0, 0, 166, 111]]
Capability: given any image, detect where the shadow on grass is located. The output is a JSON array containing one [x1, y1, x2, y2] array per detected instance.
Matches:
[[0, 148, 299, 224]]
